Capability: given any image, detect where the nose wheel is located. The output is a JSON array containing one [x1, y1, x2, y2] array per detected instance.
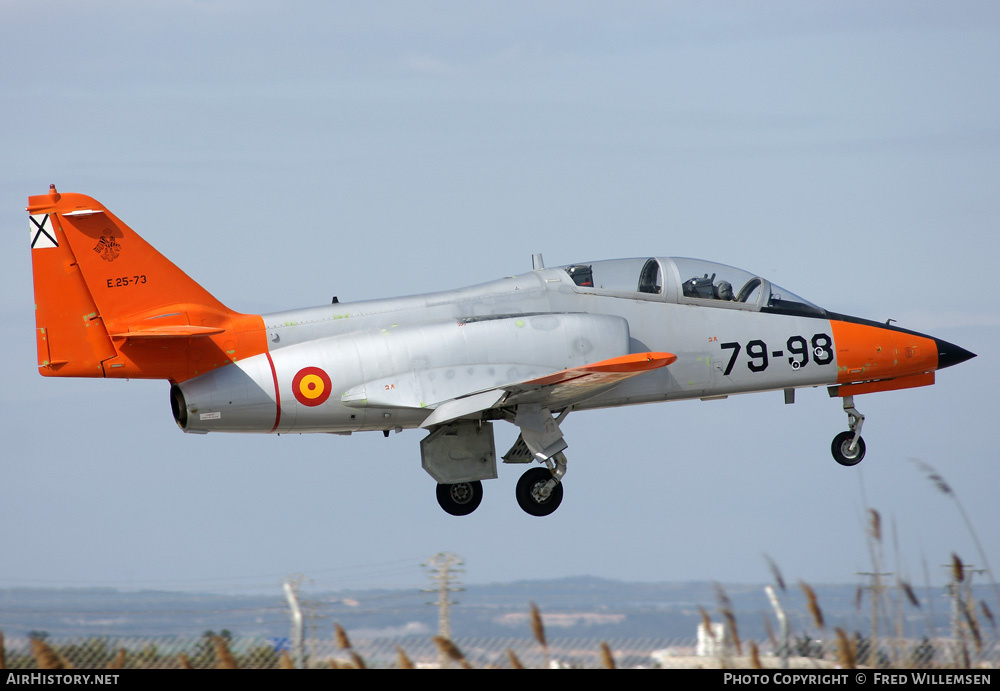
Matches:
[[831, 395, 866, 466], [831, 430, 866, 466]]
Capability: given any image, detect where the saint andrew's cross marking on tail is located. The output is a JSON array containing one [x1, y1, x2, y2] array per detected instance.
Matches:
[[29, 214, 57, 249]]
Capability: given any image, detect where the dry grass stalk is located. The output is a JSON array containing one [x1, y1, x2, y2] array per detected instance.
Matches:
[[433, 636, 472, 669], [762, 613, 778, 652], [395, 646, 414, 670], [698, 605, 712, 634], [914, 459, 1000, 623], [913, 459, 953, 496], [599, 641, 615, 669], [799, 582, 825, 630], [869, 508, 882, 543], [749, 641, 762, 670], [722, 610, 742, 656], [952, 554, 964, 584], [529, 602, 547, 649], [900, 580, 921, 609], [107, 648, 125, 670], [958, 641, 971, 669], [349, 651, 367, 670], [982, 601, 997, 632], [178, 653, 192, 670], [30, 637, 65, 670], [834, 628, 855, 669], [212, 635, 237, 669], [334, 623, 352, 650], [278, 650, 294, 669], [961, 598, 982, 653], [715, 584, 742, 656], [764, 555, 786, 592], [507, 649, 524, 669]]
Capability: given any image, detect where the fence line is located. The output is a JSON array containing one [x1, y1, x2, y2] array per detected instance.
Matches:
[[3, 634, 997, 669]]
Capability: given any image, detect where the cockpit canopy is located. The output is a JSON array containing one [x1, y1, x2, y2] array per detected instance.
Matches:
[[560, 257, 825, 317]]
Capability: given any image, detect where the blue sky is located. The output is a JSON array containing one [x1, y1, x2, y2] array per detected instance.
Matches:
[[1, 2, 997, 598]]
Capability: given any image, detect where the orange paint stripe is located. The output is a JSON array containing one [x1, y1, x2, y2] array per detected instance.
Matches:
[[525, 352, 676, 387], [837, 372, 935, 396], [579, 351, 678, 373]]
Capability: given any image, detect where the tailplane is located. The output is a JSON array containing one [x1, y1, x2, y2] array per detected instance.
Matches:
[[28, 185, 266, 382]]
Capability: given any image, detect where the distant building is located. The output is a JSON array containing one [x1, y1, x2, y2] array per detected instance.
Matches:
[[696, 622, 733, 657]]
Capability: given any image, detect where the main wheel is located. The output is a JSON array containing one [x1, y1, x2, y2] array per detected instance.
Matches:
[[515, 467, 564, 517], [436, 481, 483, 516], [831, 431, 866, 466]]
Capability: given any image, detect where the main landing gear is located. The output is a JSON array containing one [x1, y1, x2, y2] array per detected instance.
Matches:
[[508, 406, 569, 517], [515, 453, 567, 517], [427, 406, 572, 517], [436, 480, 484, 516], [831, 395, 866, 466]]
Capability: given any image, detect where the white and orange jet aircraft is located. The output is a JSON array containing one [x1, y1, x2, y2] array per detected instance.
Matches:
[[29, 186, 975, 517]]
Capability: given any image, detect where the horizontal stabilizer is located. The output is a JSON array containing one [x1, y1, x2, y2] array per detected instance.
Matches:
[[61, 209, 107, 217], [109, 325, 228, 340]]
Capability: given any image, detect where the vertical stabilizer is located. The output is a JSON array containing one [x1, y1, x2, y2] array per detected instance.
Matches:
[[28, 186, 266, 381]]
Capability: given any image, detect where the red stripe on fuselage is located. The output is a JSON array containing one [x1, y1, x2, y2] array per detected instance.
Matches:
[[265, 351, 281, 433]]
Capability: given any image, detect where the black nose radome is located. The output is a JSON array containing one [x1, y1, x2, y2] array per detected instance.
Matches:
[[935, 338, 976, 370]]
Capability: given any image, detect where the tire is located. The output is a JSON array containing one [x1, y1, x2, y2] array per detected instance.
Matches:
[[515, 467, 564, 517], [436, 481, 483, 516], [831, 431, 866, 466]]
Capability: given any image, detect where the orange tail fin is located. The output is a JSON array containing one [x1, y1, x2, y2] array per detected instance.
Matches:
[[28, 185, 266, 382]]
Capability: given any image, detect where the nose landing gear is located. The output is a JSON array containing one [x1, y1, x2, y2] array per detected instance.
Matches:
[[831, 395, 866, 466]]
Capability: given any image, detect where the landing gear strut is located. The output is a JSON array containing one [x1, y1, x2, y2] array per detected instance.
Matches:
[[436, 481, 484, 516], [831, 395, 866, 466], [506, 405, 571, 516]]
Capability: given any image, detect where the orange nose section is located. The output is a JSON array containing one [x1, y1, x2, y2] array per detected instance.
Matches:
[[830, 320, 939, 384]]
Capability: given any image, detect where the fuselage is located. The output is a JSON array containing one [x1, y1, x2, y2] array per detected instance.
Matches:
[[172, 256, 971, 435]]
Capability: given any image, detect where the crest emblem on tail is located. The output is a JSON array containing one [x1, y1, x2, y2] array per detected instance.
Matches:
[[93, 233, 121, 262]]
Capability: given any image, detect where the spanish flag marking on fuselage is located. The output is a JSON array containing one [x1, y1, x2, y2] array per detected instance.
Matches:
[[292, 366, 332, 406]]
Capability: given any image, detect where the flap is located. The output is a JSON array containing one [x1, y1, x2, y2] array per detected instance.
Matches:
[[420, 390, 507, 428]]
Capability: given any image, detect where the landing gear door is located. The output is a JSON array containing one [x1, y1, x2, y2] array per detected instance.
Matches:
[[420, 420, 498, 484]]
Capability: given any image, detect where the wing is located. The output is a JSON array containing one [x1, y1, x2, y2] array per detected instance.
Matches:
[[334, 313, 675, 427], [419, 351, 675, 428]]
